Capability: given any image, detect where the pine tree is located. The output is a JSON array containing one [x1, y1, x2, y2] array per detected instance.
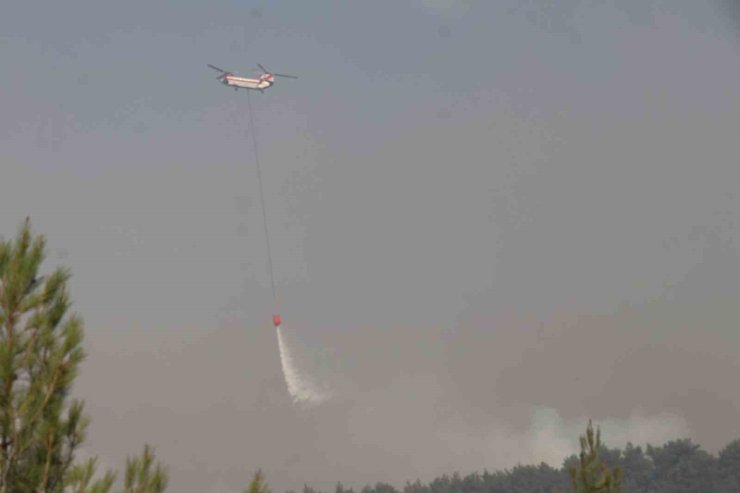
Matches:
[[244, 470, 271, 493], [0, 218, 168, 492], [64, 457, 116, 493], [121, 444, 168, 493], [568, 420, 622, 493]]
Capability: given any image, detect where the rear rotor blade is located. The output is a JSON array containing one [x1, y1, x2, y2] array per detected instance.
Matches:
[[207, 64, 227, 73], [273, 73, 298, 79], [257, 63, 268, 73]]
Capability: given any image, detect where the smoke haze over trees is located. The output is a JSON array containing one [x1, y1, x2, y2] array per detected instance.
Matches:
[[303, 436, 740, 493], [3, 217, 739, 493]]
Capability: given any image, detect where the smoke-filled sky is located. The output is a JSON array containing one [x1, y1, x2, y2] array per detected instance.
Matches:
[[2, 1, 740, 492]]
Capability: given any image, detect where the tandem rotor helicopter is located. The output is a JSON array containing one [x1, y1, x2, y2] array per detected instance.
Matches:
[[207, 63, 298, 93]]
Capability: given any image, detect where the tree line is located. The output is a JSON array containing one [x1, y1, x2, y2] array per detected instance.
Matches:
[[2, 218, 738, 492], [315, 430, 740, 493]]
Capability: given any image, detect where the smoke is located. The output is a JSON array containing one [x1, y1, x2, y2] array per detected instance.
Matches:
[[522, 407, 692, 466], [276, 325, 333, 408], [318, 371, 692, 490], [439, 407, 692, 475]]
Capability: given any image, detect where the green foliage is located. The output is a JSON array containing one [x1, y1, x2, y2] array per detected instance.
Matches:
[[361, 483, 399, 493], [568, 420, 622, 493], [0, 217, 93, 492], [0, 218, 169, 493], [122, 444, 168, 493], [618, 443, 652, 492], [244, 469, 271, 493], [335, 482, 356, 493], [65, 457, 116, 493], [647, 439, 716, 493], [717, 439, 740, 491]]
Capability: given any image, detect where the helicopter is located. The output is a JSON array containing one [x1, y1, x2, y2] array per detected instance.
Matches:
[[207, 63, 298, 93]]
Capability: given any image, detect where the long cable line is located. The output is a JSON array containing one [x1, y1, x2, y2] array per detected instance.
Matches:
[[246, 89, 277, 305]]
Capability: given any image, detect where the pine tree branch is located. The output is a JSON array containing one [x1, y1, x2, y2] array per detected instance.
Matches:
[[0, 310, 18, 491], [37, 430, 55, 493], [7, 362, 64, 478]]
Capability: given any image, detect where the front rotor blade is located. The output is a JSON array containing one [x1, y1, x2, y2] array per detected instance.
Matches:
[[207, 64, 226, 73]]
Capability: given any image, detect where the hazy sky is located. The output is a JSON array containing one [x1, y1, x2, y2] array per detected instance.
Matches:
[[2, 1, 740, 492]]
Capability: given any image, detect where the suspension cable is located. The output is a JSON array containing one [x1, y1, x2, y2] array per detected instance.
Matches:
[[246, 89, 277, 305]]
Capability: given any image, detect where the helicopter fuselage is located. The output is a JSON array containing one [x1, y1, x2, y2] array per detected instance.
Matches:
[[222, 75, 273, 91], [208, 64, 296, 91]]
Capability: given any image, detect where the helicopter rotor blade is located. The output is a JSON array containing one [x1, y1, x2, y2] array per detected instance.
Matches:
[[207, 64, 227, 73], [257, 63, 268, 73], [273, 73, 298, 79]]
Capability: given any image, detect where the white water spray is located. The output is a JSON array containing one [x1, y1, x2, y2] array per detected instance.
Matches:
[[276, 325, 332, 407]]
